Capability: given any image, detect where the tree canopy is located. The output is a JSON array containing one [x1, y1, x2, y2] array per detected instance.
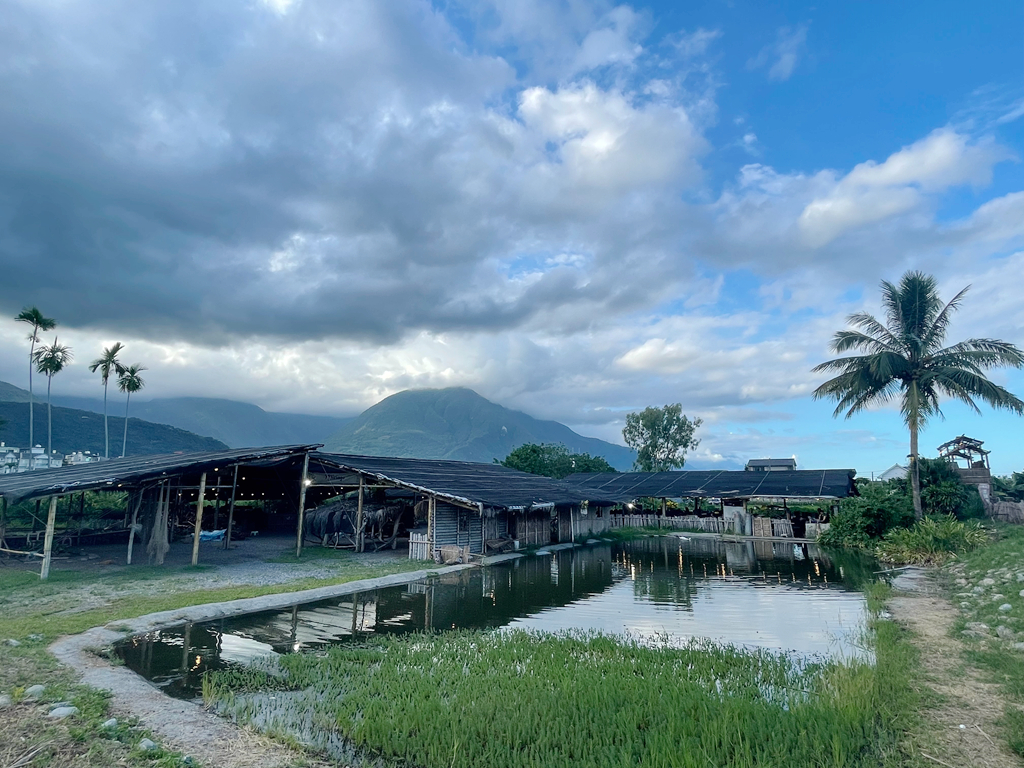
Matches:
[[499, 443, 615, 479], [622, 404, 702, 472]]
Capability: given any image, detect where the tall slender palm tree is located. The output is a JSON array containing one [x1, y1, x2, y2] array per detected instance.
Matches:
[[14, 307, 56, 468], [117, 363, 146, 458], [813, 271, 1024, 519], [88, 342, 125, 460], [33, 337, 73, 467]]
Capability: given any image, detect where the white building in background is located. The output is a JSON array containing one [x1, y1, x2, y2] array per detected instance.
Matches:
[[0, 443, 64, 473], [64, 450, 100, 466], [877, 464, 909, 482]]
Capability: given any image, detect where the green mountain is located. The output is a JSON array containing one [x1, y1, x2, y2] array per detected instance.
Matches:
[[0, 380, 32, 403], [323, 387, 636, 470], [0, 401, 227, 456]]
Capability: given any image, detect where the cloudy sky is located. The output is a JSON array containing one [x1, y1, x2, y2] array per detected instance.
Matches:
[[1, 0, 1023, 474]]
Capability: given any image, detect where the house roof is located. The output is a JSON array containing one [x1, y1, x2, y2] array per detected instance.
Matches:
[[564, 469, 857, 501], [0, 445, 319, 504], [310, 453, 604, 510], [745, 458, 797, 468]]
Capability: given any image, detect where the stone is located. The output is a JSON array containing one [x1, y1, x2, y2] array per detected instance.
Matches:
[[955, 578, 968, 586], [992, 594, 1005, 602], [972, 586, 985, 594], [26, 634, 43, 642], [1016, 573, 1024, 582], [4, 639, 21, 647], [137, 738, 158, 752], [960, 602, 972, 608], [961, 630, 986, 639], [981, 578, 996, 586], [0, 694, 12, 708], [23, 685, 45, 700], [965, 622, 990, 632], [996, 626, 1016, 639], [999, 604, 1013, 612], [49, 701, 71, 709], [1014, 643, 1024, 652], [101, 718, 118, 729], [1020, 589, 1024, 598], [47, 706, 79, 719]]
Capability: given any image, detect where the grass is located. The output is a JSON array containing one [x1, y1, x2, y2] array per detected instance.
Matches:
[[875, 515, 988, 565], [205, 586, 918, 768], [945, 523, 1024, 758]]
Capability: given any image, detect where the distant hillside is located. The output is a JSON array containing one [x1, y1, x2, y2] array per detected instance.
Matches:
[[0, 382, 350, 448], [0, 401, 227, 456], [323, 387, 636, 470]]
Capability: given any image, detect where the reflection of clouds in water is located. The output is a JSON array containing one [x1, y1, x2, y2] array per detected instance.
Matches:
[[508, 578, 869, 662], [219, 633, 277, 664]]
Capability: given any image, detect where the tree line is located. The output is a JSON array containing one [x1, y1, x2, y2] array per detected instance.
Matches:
[[12, 306, 147, 467]]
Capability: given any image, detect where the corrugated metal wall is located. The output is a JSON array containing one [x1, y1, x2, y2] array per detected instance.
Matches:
[[433, 502, 483, 555]]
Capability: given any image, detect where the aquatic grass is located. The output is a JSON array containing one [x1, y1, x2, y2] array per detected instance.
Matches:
[[207, 627, 907, 768], [875, 515, 988, 565]]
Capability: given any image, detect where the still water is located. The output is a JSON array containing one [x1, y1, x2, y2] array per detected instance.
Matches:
[[117, 536, 876, 698]]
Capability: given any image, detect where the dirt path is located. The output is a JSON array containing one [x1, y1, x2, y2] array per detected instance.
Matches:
[[889, 569, 1023, 768]]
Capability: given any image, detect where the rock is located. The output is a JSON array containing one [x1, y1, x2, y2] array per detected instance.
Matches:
[[49, 701, 72, 709], [996, 626, 1016, 639], [965, 622, 990, 632], [981, 578, 996, 586], [47, 706, 79, 719], [4, 639, 21, 647], [960, 602, 972, 608], [1020, 589, 1024, 598], [1014, 642, 1024, 652], [0, 694, 12, 708], [962, 630, 986, 639], [137, 738, 158, 752], [26, 634, 43, 642], [992, 594, 1006, 601], [1017, 573, 1024, 582], [101, 718, 118, 729], [999, 604, 1013, 612], [23, 685, 45, 700], [955, 578, 968, 586], [972, 586, 985, 594]]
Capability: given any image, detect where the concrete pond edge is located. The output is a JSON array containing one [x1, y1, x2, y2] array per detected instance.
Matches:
[[48, 562, 479, 764]]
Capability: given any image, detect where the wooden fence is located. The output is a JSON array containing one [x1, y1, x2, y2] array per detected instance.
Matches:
[[609, 514, 724, 533], [409, 531, 431, 561]]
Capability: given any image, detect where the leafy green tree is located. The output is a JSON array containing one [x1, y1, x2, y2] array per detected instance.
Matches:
[[89, 342, 125, 459], [33, 337, 73, 463], [993, 471, 1024, 502], [499, 443, 615, 479], [117, 363, 147, 457], [622, 404, 702, 472], [813, 271, 1024, 520], [14, 307, 56, 466]]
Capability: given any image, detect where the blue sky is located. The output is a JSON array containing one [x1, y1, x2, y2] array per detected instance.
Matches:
[[1, 0, 1022, 474]]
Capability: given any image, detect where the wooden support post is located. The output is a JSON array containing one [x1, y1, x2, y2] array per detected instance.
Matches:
[[427, 496, 435, 557], [191, 472, 207, 566], [0, 496, 7, 549], [40, 496, 58, 580], [78, 493, 85, 545], [660, 498, 667, 528], [224, 465, 239, 550], [295, 453, 310, 558], [126, 488, 143, 565], [355, 476, 365, 553]]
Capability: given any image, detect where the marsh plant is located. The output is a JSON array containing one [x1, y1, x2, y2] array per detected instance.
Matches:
[[205, 629, 906, 768]]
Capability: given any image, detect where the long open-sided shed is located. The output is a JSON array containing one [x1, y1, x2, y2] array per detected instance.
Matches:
[[0, 444, 320, 578], [307, 453, 616, 559]]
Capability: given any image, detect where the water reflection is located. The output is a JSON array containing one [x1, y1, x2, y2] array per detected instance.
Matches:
[[117, 537, 875, 698]]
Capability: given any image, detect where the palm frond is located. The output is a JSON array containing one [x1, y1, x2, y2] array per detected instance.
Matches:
[[921, 284, 969, 351], [846, 312, 903, 352], [932, 368, 1024, 416], [829, 329, 893, 355], [929, 338, 1024, 370]]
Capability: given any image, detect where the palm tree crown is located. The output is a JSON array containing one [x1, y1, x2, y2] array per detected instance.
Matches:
[[14, 307, 56, 466], [89, 342, 125, 459], [117, 363, 147, 458], [33, 337, 73, 465], [813, 271, 1024, 518]]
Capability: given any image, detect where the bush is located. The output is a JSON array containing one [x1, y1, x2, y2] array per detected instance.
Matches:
[[819, 481, 914, 549], [875, 515, 988, 565]]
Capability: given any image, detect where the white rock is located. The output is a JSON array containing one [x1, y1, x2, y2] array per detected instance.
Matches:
[[972, 586, 985, 594], [0, 694, 12, 708], [981, 578, 996, 586], [1019, 589, 1024, 598], [5, 639, 21, 647], [47, 706, 79, 719], [998, 603, 1013, 612], [138, 738, 158, 752], [1014, 642, 1024, 652], [23, 685, 45, 700], [965, 622, 990, 632], [101, 718, 118, 729], [992, 594, 1006, 601], [996, 626, 1016, 639]]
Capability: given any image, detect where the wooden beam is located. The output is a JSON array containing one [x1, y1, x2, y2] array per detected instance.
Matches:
[[40, 495, 59, 580], [355, 476, 365, 553], [126, 488, 143, 566], [191, 472, 207, 566], [224, 464, 239, 550], [295, 453, 310, 558]]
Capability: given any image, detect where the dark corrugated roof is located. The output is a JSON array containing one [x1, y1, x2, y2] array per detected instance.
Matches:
[[564, 469, 856, 501], [311, 453, 603, 510], [0, 445, 320, 504]]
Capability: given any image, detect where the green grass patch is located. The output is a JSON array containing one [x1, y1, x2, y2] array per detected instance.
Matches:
[[876, 515, 988, 565], [207, 598, 917, 768]]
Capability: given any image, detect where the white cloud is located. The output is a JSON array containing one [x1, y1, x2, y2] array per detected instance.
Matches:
[[748, 24, 808, 82]]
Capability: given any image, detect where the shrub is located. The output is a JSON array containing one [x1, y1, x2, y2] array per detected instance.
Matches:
[[875, 515, 988, 565]]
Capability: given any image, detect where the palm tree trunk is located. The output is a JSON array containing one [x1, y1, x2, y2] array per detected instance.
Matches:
[[28, 334, 35, 469], [103, 379, 109, 459], [910, 419, 923, 520], [121, 392, 131, 458], [46, 375, 52, 465]]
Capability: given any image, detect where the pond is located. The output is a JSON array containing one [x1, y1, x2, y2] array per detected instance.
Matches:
[[116, 536, 877, 698]]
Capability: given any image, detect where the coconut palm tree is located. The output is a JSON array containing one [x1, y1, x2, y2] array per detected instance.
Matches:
[[88, 342, 125, 459], [14, 307, 56, 467], [813, 271, 1024, 519], [33, 337, 73, 466], [117, 363, 146, 458]]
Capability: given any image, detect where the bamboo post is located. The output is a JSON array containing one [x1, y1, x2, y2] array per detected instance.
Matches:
[[355, 476, 365, 553], [40, 496, 58, 580], [191, 472, 207, 566], [295, 453, 311, 558], [78, 492, 85, 545], [427, 496, 435, 557], [126, 488, 143, 565], [0, 496, 7, 549], [660, 498, 667, 528], [224, 465, 239, 550]]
